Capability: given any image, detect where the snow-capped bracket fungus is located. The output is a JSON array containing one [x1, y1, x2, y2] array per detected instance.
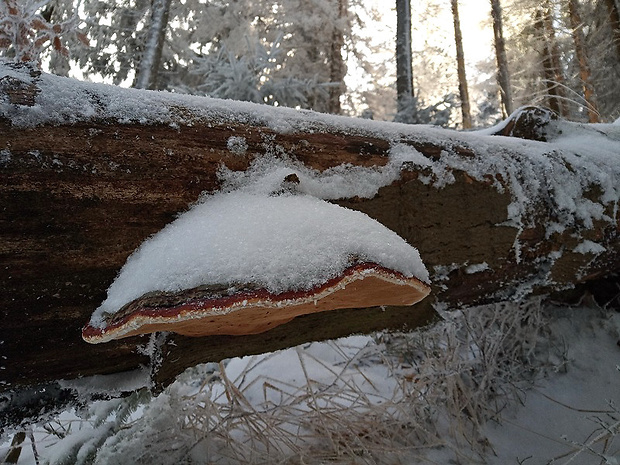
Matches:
[[82, 189, 430, 344]]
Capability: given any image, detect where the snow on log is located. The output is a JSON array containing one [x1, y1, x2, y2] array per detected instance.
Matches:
[[1, 61, 620, 397]]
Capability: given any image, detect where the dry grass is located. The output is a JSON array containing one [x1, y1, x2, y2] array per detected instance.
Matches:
[[5, 298, 574, 464], [91, 298, 556, 464]]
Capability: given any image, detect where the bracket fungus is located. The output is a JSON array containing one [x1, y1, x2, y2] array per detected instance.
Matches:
[[82, 187, 430, 344]]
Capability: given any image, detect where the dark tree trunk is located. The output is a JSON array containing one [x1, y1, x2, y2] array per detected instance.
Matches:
[[535, 5, 568, 116], [490, 0, 513, 117], [396, 0, 414, 113], [568, 0, 599, 122], [451, 0, 472, 128]]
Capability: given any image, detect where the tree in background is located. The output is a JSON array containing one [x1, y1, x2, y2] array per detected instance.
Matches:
[[394, 0, 457, 125], [134, 0, 172, 90], [451, 0, 472, 128], [328, 0, 349, 114], [499, 0, 619, 121], [395, 0, 414, 122], [603, 0, 620, 59], [27, 0, 352, 113], [490, 0, 513, 117], [0, 0, 86, 65], [4, 0, 619, 123], [539, 1, 569, 116], [567, 0, 599, 122], [584, 0, 620, 121]]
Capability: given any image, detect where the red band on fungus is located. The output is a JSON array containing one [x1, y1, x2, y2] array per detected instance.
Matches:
[[82, 262, 431, 343]]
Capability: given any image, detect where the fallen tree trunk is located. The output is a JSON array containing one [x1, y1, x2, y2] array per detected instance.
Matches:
[[1, 62, 619, 403]]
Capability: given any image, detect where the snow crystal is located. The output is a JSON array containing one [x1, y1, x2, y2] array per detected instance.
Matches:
[[573, 240, 607, 255], [226, 136, 248, 155], [465, 262, 490, 274], [0, 149, 10, 166], [89, 189, 429, 328]]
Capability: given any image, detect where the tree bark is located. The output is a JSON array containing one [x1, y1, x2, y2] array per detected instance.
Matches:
[[536, 2, 569, 116], [328, 0, 348, 115], [490, 0, 513, 117], [1, 64, 619, 408], [134, 0, 172, 90], [451, 0, 472, 128], [396, 0, 414, 114], [568, 0, 599, 122]]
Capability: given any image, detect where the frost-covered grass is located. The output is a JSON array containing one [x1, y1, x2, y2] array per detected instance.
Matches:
[[5, 298, 619, 464]]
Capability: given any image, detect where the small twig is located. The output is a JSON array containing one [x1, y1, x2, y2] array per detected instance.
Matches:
[[531, 388, 616, 414]]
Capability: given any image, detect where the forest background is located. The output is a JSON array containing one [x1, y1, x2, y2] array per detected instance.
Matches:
[[2, 0, 619, 128]]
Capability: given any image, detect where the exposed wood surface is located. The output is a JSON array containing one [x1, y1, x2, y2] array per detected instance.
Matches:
[[1, 63, 619, 404], [83, 264, 430, 343]]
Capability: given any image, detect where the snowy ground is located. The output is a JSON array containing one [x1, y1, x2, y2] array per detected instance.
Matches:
[[2, 299, 619, 464], [482, 304, 620, 465]]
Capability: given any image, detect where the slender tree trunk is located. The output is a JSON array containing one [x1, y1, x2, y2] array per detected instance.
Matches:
[[545, 4, 569, 116], [328, 0, 348, 115], [568, 0, 599, 122], [134, 0, 172, 90], [535, 5, 568, 116], [396, 0, 414, 114], [604, 0, 620, 60], [490, 0, 513, 117], [451, 0, 472, 128]]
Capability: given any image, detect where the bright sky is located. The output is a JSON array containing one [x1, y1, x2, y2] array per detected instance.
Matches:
[[373, 0, 495, 71], [453, 0, 496, 64], [351, 0, 496, 119]]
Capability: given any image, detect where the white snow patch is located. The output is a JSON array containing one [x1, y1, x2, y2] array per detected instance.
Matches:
[[226, 135, 248, 155], [465, 262, 490, 274], [482, 306, 620, 464], [0, 149, 10, 166], [58, 370, 150, 397], [573, 240, 607, 255], [389, 143, 432, 167], [218, 153, 407, 200]]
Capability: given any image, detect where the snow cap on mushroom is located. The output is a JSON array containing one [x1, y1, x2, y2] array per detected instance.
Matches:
[[83, 190, 430, 343]]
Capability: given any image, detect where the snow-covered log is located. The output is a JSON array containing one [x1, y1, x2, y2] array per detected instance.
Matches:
[[1, 61, 619, 399]]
